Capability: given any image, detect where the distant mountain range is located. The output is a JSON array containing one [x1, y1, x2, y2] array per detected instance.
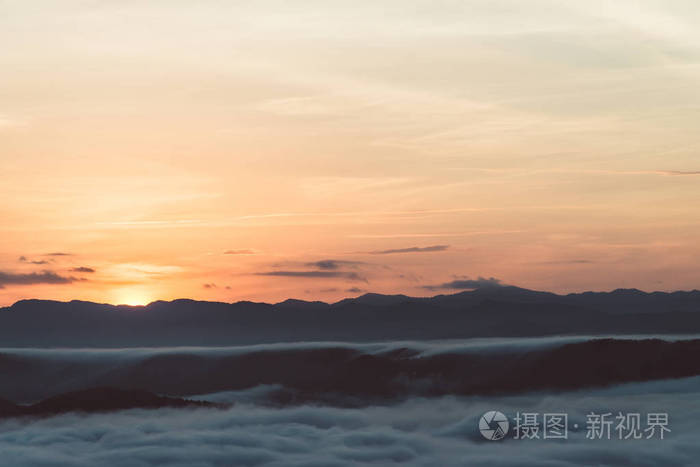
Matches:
[[1, 286, 700, 346]]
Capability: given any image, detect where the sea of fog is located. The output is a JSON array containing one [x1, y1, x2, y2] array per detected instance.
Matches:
[[3, 333, 700, 358], [1, 335, 699, 466], [1, 376, 699, 467]]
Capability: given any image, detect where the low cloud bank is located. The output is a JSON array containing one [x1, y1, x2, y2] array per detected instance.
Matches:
[[2, 337, 699, 404], [1, 379, 699, 466]]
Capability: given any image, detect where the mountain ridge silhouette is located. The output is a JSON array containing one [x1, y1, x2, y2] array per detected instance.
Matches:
[[1, 286, 699, 347]]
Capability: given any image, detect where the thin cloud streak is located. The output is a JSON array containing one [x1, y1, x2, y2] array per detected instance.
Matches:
[[223, 249, 257, 255], [369, 245, 449, 255], [255, 271, 367, 282], [449, 167, 700, 177], [350, 230, 523, 239], [18, 256, 49, 265], [305, 260, 366, 270], [89, 210, 491, 230]]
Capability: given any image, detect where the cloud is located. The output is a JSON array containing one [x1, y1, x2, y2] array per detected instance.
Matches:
[[224, 249, 257, 255], [399, 273, 421, 283], [44, 252, 73, 256], [305, 260, 366, 270], [369, 245, 449, 255], [0, 270, 83, 288], [18, 256, 49, 265], [422, 276, 502, 291], [203, 283, 217, 289], [0, 115, 27, 129], [663, 170, 700, 176], [0, 378, 699, 467], [256, 271, 367, 282], [70, 267, 96, 273], [536, 259, 594, 265], [346, 287, 364, 294]]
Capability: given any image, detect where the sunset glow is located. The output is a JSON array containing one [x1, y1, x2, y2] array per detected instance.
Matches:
[[113, 287, 154, 307], [2, 1, 700, 306]]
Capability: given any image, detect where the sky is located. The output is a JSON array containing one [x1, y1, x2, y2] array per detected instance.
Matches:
[[1, 0, 700, 306]]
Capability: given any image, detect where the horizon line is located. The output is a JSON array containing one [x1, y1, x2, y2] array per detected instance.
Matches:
[[3, 285, 700, 309]]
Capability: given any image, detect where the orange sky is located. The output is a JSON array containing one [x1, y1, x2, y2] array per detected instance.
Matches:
[[2, 1, 700, 306]]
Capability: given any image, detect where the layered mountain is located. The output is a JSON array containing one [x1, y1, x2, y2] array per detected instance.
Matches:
[[0, 387, 218, 418], [0, 286, 699, 347]]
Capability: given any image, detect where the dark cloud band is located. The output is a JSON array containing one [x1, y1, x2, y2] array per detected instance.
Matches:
[[256, 271, 367, 282], [70, 267, 96, 273], [369, 245, 449, 255], [0, 270, 82, 288], [305, 260, 366, 270], [422, 276, 502, 291]]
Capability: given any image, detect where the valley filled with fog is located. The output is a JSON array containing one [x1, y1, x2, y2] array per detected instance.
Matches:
[[1, 336, 699, 466]]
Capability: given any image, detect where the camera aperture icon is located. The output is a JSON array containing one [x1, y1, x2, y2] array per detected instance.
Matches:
[[479, 411, 509, 440]]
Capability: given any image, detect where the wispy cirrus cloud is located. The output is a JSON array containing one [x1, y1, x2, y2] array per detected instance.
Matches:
[[224, 249, 257, 255], [0, 115, 27, 129], [662, 170, 700, 176]]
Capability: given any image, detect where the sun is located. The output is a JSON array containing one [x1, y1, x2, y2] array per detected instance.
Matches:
[[113, 287, 153, 306]]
